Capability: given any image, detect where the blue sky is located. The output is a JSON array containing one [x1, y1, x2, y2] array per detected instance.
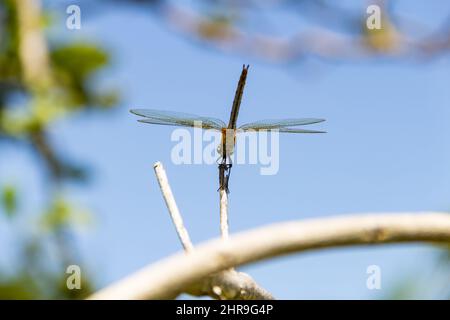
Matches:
[[1, 1, 450, 299]]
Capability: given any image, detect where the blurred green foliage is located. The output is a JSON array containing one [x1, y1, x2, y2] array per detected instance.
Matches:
[[0, 1, 20, 83], [1, 185, 17, 218], [0, 0, 118, 299], [40, 197, 93, 232], [383, 246, 450, 300], [51, 43, 118, 109]]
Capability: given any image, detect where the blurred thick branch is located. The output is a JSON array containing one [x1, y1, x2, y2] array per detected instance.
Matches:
[[14, 0, 51, 88], [141, 0, 450, 62], [89, 212, 450, 299]]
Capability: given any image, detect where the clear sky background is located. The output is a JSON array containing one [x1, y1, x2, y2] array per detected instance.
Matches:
[[1, 1, 450, 299]]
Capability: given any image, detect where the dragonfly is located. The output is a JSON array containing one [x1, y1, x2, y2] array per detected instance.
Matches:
[[131, 65, 325, 191]]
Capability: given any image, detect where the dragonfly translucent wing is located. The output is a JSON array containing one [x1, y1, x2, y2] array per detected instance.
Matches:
[[130, 109, 225, 130], [277, 128, 326, 133], [239, 118, 325, 130], [238, 127, 325, 133], [137, 119, 196, 127]]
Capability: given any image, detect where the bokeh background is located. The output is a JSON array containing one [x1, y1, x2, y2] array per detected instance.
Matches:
[[0, 0, 449, 299]]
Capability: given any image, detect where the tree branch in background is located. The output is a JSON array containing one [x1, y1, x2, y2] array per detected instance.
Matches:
[[142, 0, 450, 63], [89, 212, 450, 299], [14, 0, 51, 88]]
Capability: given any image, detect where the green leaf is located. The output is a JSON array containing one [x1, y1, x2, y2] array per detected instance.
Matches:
[[41, 197, 93, 231], [50, 43, 118, 108], [1, 185, 17, 218], [51, 43, 109, 81]]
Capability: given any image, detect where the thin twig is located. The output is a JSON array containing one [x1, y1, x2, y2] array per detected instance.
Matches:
[[219, 188, 229, 239], [88, 212, 450, 300], [152, 161, 272, 299], [153, 162, 193, 252], [218, 163, 230, 239]]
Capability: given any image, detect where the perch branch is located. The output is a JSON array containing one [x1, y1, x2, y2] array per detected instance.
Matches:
[[218, 162, 230, 239], [219, 188, 229, 239], [152, 162, 273, 299], [89, 212, 450, 300], [186, 269, 274, 300]]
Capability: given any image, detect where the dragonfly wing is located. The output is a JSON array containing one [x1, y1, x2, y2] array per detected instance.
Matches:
[[239, 127, 325, 133], [137, 119, 193, 127], [137, 118, 223, 130], [277, 128, 326, 133], [130, 109, 225, 130], [239, 118, 325, 130]]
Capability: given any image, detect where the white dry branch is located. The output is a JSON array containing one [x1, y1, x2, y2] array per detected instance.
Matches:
[[151, 162, 273, 299], [219, 187, 229, 239], [153, 162, 194, 252], [89, 212, 450, 300]]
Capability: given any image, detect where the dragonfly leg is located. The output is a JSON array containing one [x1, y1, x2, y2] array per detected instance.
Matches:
[[218, 163, 227, 192], [218, 162, 232, 193], [225, 155, 232, 189], [217, 155, 233, 193]]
